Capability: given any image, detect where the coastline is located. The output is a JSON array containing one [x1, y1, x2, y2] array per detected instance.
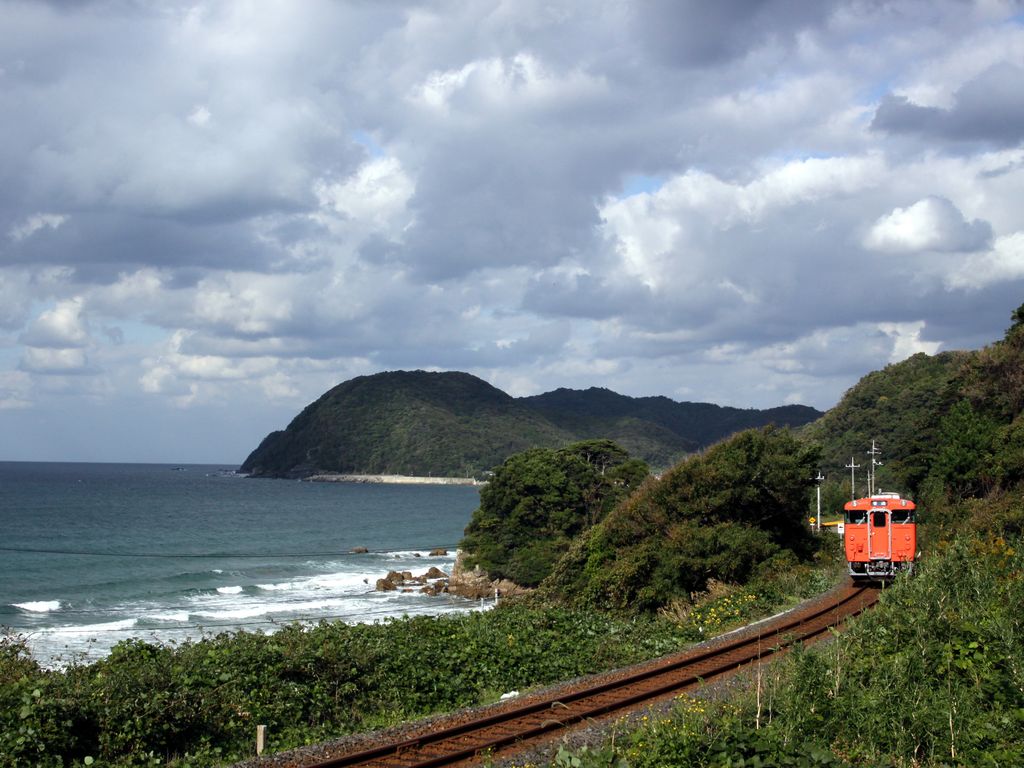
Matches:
[[306, 473, 483, 486]]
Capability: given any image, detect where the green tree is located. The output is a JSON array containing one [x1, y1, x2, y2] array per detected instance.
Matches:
[[546, 427, 821, 611], [928, 400, 1000, 498], [459, 441, 648, 587]]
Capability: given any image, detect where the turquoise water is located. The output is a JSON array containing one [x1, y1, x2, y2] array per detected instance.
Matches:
[[0, 462, 482, 666]]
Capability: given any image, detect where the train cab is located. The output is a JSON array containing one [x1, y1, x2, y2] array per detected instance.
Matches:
[[844, 492, 916, 579]]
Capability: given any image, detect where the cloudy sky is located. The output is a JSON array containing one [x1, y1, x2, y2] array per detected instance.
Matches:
[[2, 0, 1023, 463]]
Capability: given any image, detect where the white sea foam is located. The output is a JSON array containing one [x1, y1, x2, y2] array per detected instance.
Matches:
[[308, 571, 375, 590], [255, 580, 299, 591], [149, 611, 190, 623], [216, 585, 243, 595], [191, 604, 280, 620], [192, 596, 352, 621], [43, 618, 138, 635], [257, 570, 373, 593], [13, 600, 61, 613], [388, 550, 443, 560]]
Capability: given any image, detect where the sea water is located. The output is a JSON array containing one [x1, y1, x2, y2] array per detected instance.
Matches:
[[0, 462, 482, 667]]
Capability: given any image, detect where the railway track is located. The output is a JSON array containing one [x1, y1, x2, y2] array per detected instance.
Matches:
[[273, 583, 878, 768]]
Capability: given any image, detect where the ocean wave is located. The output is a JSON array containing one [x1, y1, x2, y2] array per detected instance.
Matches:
[[256, 570, 372, 593], [148, 611, 190, 623], [13, 600, 61, 613], [216, 585, 244, 595], [192, 596, 354, 621], [42, 618, 138, 635]]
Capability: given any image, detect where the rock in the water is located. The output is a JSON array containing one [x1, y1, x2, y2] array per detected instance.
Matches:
[[374, 562, 455, 595], [429, 548, 448, 556], [350, 546, 369, 554], [447, 551, 531, 600]]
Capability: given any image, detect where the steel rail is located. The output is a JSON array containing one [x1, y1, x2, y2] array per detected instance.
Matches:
[[298, 584, 877, 768]]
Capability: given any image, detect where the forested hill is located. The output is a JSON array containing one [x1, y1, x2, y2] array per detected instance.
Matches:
[[522, 387, 820, 469], [240, 371, 822, 478]]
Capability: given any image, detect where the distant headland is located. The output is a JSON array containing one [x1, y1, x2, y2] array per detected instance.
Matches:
[[240, 370, 822, 479]]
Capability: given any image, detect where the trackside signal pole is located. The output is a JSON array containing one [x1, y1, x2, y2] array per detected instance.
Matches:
[[814, 470, 824, 533], [845, 457, 860, 500], [867, 440, 882, 496]]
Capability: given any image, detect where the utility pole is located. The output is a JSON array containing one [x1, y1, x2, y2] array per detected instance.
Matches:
[[814, 470, 825, 533], [845, 457, 860, 500], [866, 440, 883, 496]]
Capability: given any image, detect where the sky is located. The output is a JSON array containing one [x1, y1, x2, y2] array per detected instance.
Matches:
[[2, 0, 1024, 464]]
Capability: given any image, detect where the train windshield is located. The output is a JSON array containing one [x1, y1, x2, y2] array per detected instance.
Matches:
[[891, 509, 915, 523], [872, 511, 887, 527], [846, 510, 867, 524]]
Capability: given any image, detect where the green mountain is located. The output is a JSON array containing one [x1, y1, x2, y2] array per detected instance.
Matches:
[[522, 387, 821, 469], [240, 371, 571, 478], [240, 371, 823, 478]]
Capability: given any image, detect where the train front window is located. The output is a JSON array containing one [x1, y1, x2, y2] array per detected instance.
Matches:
[[872, 511, 887, 527], [846, 510, 867, 524], [891, 510, 914, 524]]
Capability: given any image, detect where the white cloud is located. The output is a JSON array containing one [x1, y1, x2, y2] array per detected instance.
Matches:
[[8, 213, 67, 242], [314, 156, 414, 231], [411, 53, 605, 114], [864, 196, 993, 253], [192, 274, 297, 337], [20, 299, 90, 349], [139, 330, 298, 408], [877, 321, 942, 362], [946, 232, 1024, 289], [20, 347, 90, 375], [600, 153, 885, 289], [187, 105, 212, 127]]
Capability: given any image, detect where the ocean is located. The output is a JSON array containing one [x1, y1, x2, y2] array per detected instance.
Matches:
[[0, 462, 483, 668]]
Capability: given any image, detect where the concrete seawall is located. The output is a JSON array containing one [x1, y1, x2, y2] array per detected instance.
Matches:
[[306, 473, 482, 486]]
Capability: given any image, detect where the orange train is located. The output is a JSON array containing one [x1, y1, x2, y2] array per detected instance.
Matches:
[[844, 492, 917, 579]]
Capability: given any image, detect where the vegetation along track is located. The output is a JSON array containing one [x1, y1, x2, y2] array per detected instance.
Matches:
[[280, 583, 878, 768]]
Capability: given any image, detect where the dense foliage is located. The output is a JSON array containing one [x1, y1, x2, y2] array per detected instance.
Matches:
[[558, 533, 1024, 768], [459, 440, 648, 586], [241, 371, 822, 478], [544, 427, 821, 611]]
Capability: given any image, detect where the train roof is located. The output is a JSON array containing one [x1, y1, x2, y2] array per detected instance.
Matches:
[[843, 492, 915, 510]]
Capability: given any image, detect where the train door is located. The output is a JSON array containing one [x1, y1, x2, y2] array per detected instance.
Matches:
[[868, 508, 891, 560]]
